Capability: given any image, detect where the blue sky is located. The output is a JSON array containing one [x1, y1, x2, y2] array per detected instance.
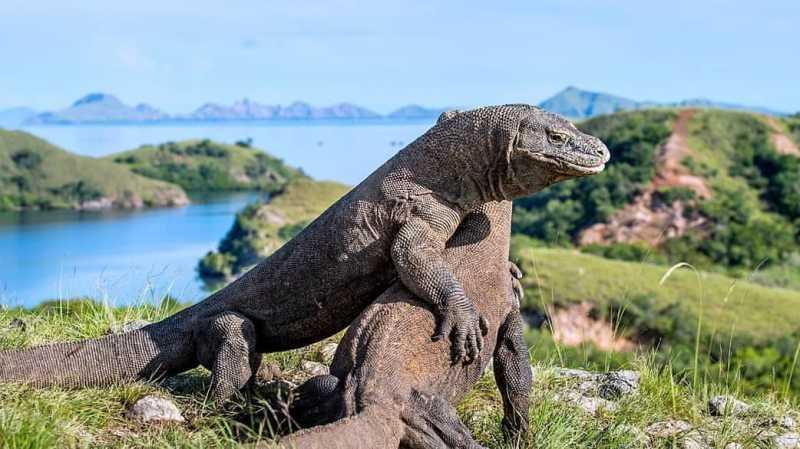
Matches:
[[1, 0, 798, 113]]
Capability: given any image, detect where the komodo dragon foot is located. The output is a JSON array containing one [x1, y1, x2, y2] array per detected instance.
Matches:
[[195, 311, 262, 405]]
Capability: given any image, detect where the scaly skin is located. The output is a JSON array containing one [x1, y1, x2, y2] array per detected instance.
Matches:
[[0, 105, 609, 404], [276, 201, 532, 449]]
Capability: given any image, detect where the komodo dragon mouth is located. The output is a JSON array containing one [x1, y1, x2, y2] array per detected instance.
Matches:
[[529, 151, 608, 176]]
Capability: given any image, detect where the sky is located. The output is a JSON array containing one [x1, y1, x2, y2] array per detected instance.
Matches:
[[1, 0, 798, 114]]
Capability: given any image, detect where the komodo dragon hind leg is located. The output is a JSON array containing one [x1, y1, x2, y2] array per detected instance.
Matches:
[[400, 390, 487, 449], [195, 311, 261, 405]]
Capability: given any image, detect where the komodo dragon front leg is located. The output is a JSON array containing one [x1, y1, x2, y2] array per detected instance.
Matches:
[[392, 202, 488, 363]]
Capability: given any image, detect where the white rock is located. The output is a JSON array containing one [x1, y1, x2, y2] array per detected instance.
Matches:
[[645, 420, 692, 438], [779, 416, 798, 430], [681, 430, 711, 449], [774, 433, 800, 449], [554, 390, 617, 414], [126, 395, 185, 423], [708, 395, 751, 417], [553, 368, 596, 379], [300, 360, 330, 377], [724, 443, 742, 449]]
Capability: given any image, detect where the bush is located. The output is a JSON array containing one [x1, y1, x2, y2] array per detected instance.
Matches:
[[10, 149, 43, 170], [662, 185, 797, 269], [197, 251, 235, 278]]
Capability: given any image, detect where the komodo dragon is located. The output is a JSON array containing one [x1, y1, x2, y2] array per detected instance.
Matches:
[[0, 105, 609, 405], [276, 201, 532, 449]]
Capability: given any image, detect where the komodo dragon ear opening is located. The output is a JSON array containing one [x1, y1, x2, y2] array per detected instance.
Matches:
[[437, 110, 461, 124]]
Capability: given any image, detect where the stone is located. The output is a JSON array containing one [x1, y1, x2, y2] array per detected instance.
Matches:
[[774, 433, 800, 449], [724, 443, 742, 449], [110, 320, 151, 335], [554, 390, 617, 414], [553, 367, 596, 380], [9, 318, 26, 332], [681, 430, 711, 449], [256, 362, 283, 383], [599, 370, 640, 400], [777, 416, 798, 430], [708, 395, 751, 417], [300, 360, 329, 377], [126, 395, 185, 423], [319, 341, 339, 365], [645, 420, 692, 438]]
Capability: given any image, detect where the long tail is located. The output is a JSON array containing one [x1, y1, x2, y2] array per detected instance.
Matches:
[[271, 407, 404, 449], [0, 321, 194, 388]]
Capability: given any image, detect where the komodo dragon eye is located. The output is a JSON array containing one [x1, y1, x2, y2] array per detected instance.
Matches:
[[547, 131, 569, 146]]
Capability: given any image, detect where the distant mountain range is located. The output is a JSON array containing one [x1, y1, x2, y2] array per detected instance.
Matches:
[[11, 94, 446, 126], [540, 86, 787, 119], [0, 88, 788, 127]]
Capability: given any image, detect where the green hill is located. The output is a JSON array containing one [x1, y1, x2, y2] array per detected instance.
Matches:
[[512, 108, 800, 288], [198, 177, 350, 280], [0, 130, 188, 211], [106, 139, 303, 193]]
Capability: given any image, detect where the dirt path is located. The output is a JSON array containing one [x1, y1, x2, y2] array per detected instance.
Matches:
[[652, 109, 711, 198], [578, 109, 708, 246], [765, 116, 800, 157]]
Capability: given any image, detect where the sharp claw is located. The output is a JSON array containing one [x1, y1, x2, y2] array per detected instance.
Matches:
[[479, 317, 489, 336]]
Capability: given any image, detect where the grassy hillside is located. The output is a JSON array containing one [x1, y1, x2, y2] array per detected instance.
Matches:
[[198, 178, 350, 280], [0, 130, 188, 211], [511, 240, 800, 395], [2, 300, 799, 448], [512, 108, 800, 289], [106, 139, 303, 193]]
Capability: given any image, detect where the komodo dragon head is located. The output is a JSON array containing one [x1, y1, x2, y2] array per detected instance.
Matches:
[[431, 104, 610, 202]]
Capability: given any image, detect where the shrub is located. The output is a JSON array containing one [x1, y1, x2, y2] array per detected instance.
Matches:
[[10, 149, 42, 170]]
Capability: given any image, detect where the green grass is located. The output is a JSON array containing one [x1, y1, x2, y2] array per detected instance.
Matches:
[[0, 130, 187, 211], [1, 300, 798, 448], [512, 242, 800, 345], [106, 139, 303, 193]]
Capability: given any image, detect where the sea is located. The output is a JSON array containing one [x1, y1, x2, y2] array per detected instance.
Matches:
[[0, 120, 434, 307]]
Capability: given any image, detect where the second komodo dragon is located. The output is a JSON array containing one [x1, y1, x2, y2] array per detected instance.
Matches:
[[278, 200, 529, 449], [0, 105, 610, 404]]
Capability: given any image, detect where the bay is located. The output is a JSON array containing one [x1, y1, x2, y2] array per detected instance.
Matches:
[[1, 121, 434, 307]]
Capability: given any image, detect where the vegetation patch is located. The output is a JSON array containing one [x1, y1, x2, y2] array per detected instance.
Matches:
[[198, 178, 350, 280], [0, 130, 187, 211], [107, 139, 303, 193]]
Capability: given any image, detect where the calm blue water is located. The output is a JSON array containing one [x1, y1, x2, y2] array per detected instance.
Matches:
[[1, 121, 434, 307]]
